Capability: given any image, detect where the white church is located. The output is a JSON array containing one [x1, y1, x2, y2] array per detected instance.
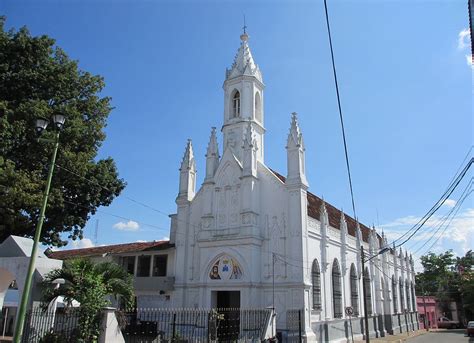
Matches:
[[167, 30, 419, 340], [1, 30, 419, 342]]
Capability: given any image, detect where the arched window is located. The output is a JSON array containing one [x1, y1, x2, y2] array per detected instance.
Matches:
[[399, 277, 405, 311], [332, 259, 343, 318], [255, 92, 262, 122], [392, 276, 398, 313], [311, 259, 321, 310], [350, 264, 359, 316], [405, 280, 411, 311], [364, 267, 372, 316], [232, 90, 240, 118]]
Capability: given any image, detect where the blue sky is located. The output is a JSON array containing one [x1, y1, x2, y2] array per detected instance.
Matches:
[[2, 0, 472, 265]]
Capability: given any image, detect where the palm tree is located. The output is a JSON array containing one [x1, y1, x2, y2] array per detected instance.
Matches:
[[41, 258, 134, 342]]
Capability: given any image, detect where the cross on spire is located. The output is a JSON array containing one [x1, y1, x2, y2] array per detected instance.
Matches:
[[243, 15, 247, 34]]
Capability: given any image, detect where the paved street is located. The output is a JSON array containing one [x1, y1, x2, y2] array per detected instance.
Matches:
[[407, 329, 473, 343]]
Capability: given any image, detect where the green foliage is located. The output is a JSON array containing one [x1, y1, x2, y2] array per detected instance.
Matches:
[[41, 259, 134, 342], [416, 250, 474, 320], [0, 16, 125, 246]]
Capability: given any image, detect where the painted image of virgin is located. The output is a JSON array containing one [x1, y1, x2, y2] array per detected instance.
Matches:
[[230, 262, 242, 279]]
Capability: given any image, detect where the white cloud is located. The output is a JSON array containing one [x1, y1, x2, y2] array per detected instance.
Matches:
[[443, 199, 456, 208], [458, 28, 470, 50], [71, 238, 95, 249], [466, 54, 473, 66], [161, 236, 170, 241], [113, 220, 140, 231], [381, 208, 474, 257]]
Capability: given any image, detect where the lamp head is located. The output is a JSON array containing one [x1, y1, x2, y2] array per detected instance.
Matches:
[[35, 118, 49, 135], [52, 114, 66, 130]]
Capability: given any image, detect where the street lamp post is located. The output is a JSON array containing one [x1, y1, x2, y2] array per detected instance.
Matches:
[[13, 114, 65, 343], [361, 245, 390, 343]]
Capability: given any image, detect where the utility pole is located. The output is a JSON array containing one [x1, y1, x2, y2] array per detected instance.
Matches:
[[422, 284, 428, 331], [361, 246, 370, 343], [272, 252, 275, 311]]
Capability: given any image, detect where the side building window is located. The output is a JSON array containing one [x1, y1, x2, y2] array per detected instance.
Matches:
[[137, 255, 151, 277], [121, 256, 136, 275], [350, 264, 359, 316], [332, 259, 343, 318], [153, 255, 168, 276], [364, 267, 372, 316], [392, 276, 398, 313], [312, 259, 322, 310]]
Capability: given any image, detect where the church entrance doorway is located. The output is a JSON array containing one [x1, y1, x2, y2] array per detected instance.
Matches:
[[216, 291, 240, 308], [212, 291, 240, 341]]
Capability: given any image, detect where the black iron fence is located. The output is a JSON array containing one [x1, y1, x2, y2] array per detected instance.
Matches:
[[21, 307, 80, 343], [285, 309, 303, 343], [119, 308, 273, 343]]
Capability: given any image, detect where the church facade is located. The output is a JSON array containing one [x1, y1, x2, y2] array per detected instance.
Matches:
[[168, 31, 419, 341]]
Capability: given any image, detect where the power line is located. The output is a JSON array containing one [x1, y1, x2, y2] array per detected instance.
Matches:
[[391, 153, 473, 246], [406, 176, 473, 251], [323, 0, 357, 220], [410, 179, 473, 255], [62, 199, 170, 233], [393, 158, 473, 248], [416, 189, 473, 257]]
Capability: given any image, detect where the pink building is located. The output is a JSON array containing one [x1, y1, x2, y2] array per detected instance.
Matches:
[[416, 296, 438, 329]]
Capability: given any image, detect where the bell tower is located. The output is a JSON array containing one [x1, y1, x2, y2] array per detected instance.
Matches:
[[222, 30, 265, 162]]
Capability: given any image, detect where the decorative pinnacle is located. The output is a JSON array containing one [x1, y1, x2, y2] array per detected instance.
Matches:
[[206, 127, 219, 157], [287, 112, 304, 148], [180, 139, 195, 170]]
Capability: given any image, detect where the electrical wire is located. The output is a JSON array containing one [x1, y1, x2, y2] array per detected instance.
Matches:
[[411, 179, 473, 255], [416, 189, 473, 257], [391, 156, 473, 246], [323, 0, 357, 220], [394, 158, 472, 248]]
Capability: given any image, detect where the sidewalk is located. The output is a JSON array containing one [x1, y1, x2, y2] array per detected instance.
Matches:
[[354, 329, 428, 343]]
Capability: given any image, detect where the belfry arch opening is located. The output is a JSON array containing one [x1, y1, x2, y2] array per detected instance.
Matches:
[[231, 90, 240, 118], [255, 92, 262, 123]]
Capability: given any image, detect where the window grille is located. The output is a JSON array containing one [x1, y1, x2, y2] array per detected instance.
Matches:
[[350, 264, 359, 315], [364, 267, 372, 316], [406, 281, 411, 311], [332, 260, 343, 318], [399, 277, 405, 310], [392, 276, 398, 313], [311, 260, 321, 310]]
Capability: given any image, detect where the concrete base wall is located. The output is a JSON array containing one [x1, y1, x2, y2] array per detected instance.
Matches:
[[305, 312, 418, 343]]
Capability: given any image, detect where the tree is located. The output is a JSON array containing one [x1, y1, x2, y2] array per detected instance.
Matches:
[[416, 250, 474, 321], [456, 250, 474, 320], [41, 259, 134, 342], [0, 17, 126, 246]]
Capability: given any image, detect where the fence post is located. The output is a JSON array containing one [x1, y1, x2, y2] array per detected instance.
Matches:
[[98, 307, 125, 343], [298, 309, 302, 343], [172, 312, 177, 341]]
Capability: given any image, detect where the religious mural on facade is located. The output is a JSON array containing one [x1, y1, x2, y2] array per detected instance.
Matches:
[[209, 255, 243, 280]]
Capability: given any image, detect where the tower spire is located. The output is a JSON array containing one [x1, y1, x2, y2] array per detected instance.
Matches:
[[286, 112, 308, 188], [204, 127, 220, 183], [177, 139, 196, 202]]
